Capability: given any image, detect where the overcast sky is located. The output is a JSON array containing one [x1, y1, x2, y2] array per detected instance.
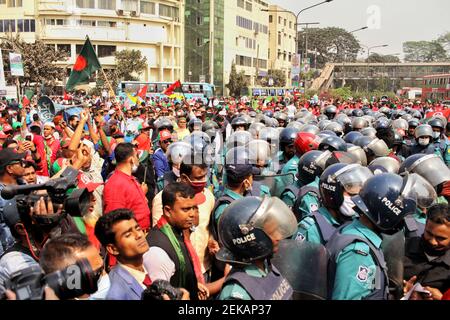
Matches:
[[269, 0, 450, 60]]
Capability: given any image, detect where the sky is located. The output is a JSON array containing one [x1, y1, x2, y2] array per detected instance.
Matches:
[[269, 0, 450, 60]]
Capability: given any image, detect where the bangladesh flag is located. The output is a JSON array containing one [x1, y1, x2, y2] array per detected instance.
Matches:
[[66, 37, 101, 91], [163, 80, 183, 96]]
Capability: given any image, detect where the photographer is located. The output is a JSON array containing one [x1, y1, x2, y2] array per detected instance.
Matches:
[[0, 149, 26, 256]]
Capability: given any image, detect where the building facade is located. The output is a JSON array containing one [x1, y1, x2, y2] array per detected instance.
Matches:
[[185, 0, 269, 96], [0, 0, 184, 87], [267, 4, 296, 87]]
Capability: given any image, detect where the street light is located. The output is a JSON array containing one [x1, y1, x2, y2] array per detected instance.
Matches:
[[361, 44, 389, 93], [349, 26, 368, 34]]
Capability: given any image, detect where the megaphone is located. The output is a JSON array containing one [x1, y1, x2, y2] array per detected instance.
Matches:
[[37, 96, 83, 123]]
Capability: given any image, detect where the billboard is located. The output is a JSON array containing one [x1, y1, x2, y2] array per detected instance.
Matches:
[[9, 52, 24, 76]]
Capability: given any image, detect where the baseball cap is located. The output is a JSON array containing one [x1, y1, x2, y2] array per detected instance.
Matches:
[[225, 164, 258, 180], [78, 173, 104, 192], [159, 129, 172, 142], [0, 148, 26, 170], [44, 122, 56, 129], [2, 124, 12, 132]]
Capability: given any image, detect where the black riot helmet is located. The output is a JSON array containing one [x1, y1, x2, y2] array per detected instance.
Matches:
[[318, 136, 347, 152], [324, 105, 338, 120], [297, 150, 324, 185], [343, 131, 363, 144], [188, 118, 203, 132], [319, 163, 373, 210], [154, 117, 174, 132], [428, 117, 445, 132], [231, 116, 250, 131], [352, 173, 427, 234], [352, 109, 364, 117], [279, 127, 300, 149], [216, 196, 297, 265]]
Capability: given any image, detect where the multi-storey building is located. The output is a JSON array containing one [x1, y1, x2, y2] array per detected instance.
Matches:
[[0, 0, 184, 86]]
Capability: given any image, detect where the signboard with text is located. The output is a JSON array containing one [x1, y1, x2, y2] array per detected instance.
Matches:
[[9, 52, 24, 76]]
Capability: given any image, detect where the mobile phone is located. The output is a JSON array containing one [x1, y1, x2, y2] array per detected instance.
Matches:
[[25, 135, 32, 141]]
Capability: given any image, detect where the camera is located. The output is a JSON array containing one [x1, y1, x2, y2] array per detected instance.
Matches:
[[141, 279, 184, 300], [1, 167, 91, 227], [4, 258, 99, 300]]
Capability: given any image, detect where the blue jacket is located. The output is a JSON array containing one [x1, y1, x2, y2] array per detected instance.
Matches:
[[152, 148, 170, 178], [106, 265, 144, 300]]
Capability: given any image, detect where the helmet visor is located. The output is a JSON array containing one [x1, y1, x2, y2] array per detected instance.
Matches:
[[166, 142, 192, 164], [409, 154, 450, 187], [367, 138, 390, 157], [315, 150, 332, 169], [250, 197, 298, 242], [335, 164, 374, 195], [402, 173, 437, 208]]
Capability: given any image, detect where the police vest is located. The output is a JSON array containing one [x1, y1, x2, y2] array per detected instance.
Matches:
[[309, 210, 338, 243], [282, 185, 320, 221], [326, 226, 389, 300], [210, 195, 234, 241], [224, 265, 293, 300], [404, 216, 425, 239]]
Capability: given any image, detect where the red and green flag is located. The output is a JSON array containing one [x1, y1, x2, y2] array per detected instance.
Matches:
[[66, 37, 101, 91], [137, 85, 148, 99], [163, 80, 183, 96]]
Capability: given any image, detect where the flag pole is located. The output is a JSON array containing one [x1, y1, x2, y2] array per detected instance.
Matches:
[[100, 68, 115, 98]]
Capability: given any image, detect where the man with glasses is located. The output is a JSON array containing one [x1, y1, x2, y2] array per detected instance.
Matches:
[[0, 148, 26, 256], [152, 130, 172, 182]]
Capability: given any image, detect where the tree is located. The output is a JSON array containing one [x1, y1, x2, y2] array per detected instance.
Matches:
[[403, 41, 448, 62], [297, 27, 361, 68], [92, 49, 146, 93], [226, 63, 248, 97], [438, 32, 450, 55], [259, 69, 286, 87], [0, 34, 69, 92], [366, 53, 401, 63]]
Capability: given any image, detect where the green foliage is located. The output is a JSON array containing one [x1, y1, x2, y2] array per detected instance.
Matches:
[[297, 27, 361, 68], [0, 34, 69, 91], [366, 53, 401, 63], [403, 40, 448, 62], [258, 69, 286, 87], [226, 63, 249, 97], [330, 87, 353, 100]]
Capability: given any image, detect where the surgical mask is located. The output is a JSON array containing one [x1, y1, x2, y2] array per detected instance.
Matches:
[[418, 138, 430, 146], [184, 175, 207, 193], [339, 196, 358, 217], [89, 274, 111, 300], [432, 132, 440, 139]]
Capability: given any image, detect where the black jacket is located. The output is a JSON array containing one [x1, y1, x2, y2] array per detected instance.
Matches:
[[404, 237, 450, 293]]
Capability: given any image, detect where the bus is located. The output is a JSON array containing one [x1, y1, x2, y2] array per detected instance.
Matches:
[[117, 81, 215, 102], [422, 74, 450, 101], [247, 87, 296, 98]]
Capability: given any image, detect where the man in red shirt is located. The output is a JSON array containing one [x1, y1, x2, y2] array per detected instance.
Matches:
[[103, 143, 151, 231]]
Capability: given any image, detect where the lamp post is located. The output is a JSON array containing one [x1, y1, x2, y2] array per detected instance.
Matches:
[[341, 26, 367, 87], [362, 44, 388, 93], [261, 0, 333, 89]]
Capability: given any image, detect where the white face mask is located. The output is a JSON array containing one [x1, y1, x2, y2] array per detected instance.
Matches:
[[88, 274, 111, 300], [418, 137, 430, 146], [339, 195, 358, 217], [432, 132, 440, 139], [132, 160, 139, 173]]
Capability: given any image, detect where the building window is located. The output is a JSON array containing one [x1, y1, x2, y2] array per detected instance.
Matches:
[[122, 0, 138, 11], [269, 15, 272, 23], [98, 0, 115, 10], [245, 1, 252, 11], [196, 38, 201, 46], [77, 20, 96, 27], [140, 0, 155, 14], [278, 17, 282, 24], [278, 33, 281, 45], [237, 0, 244, 9], [76, 0, 94, 8], [284, 19, 287, 26], [17, 19, 35, 32], [7, 0, 22, 7], [2, 20, 15, 32], [159, 4, 179, 20], [97, 21, 117, 27], [17, 19, 23, 32], [98, 45, 116, 57], [236, 16, 253, 30], [76, 44, 96, 54], [196, 15, 202, 25], [57, 44, 71, 55], [289, 21, 292, 28], [236, 55, 252, 67]]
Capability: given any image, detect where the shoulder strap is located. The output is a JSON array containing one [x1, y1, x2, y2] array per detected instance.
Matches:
[[210, 195, 235, 240], [310, 211, 338, 243], [291, 186, 320, 221]]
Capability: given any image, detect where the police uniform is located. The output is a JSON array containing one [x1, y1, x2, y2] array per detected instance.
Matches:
[[279, 154, 300, 191], [294, 207, 340, 245], [280, 180, 303, 208], [433, 138, 450, 165], [328, 220, 387, 300], [296, 177, 321, 219], [219, 263, 292, 300], [213, 189, 243, 225]]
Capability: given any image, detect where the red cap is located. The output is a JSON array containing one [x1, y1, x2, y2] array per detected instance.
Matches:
[[78, 173, 103, 192], [2, 124, 12, 132], [159, 129, 172, 142]]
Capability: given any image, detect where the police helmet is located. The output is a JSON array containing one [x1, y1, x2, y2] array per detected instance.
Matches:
[[231, 116, 249, 131], [408, 119, 420, 129], [318, 136, 348, 152], [202, 120, 219, 132], [324, 105, 338, 119], [374, 117, 391, 130], [352, 173, 424, 233], [259, 127, 280, 143], [347, 145, 368, 166], [343, 131, 363, 144], [318, 120, 332, 131], [351, 117, 368, 130], [154, 117, 174, 132], [399, 154, 450, 188], [166, 141, 192, 165], [369, 157, 400, 174], [263, 110, 274, 118], [216, 196, 297, 265], [286, 121, 304, 131], [248, 122, 266, 139], [324, 122, 344, 137], [299, 124, 320, 135], [411, 110, 422, 120], [279, 127, 300, 149], [297, 150, 324, 185], [248, 140, 272, 166], [392, 119, 409, 132], [319, 163, 373, 210], [188, 118, 203, 132], [226, 131, 252, 150], [428, 117, 445, 131], [352, 109, 364, 117], [360, 127, 377, 138], [294, 132, 320, 155], [414, 124, 433, 139]]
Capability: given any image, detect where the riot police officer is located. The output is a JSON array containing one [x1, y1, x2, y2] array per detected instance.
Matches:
[[326, 173, 430, 300], [295, 163, 373, 245], [217, 196, 297, 300], [428, 117, 450, 165]]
